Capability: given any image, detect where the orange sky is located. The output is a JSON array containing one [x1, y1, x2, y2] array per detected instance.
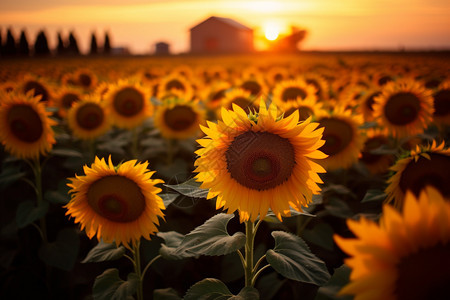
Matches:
[[1, 0, 449, 54]]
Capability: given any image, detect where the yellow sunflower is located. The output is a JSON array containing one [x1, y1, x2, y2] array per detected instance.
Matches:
[[157, 74, 194, 101], [73, 68, 98, 90], [0, 81, 16, 93], [105, 79, 153, 129], [373, 79, 434, 138], [235, 74, 268, 98], [0, 91, 56, 159], [359, 128, 395, 175], [385, 140, 450, 208], [154, 98, 205, 139], [18, 74, 54, 103], [53, 86, 83, 118], [203, 81, 232, 110], [271, 78, 317, 108], [221, 88, 259, 114], [65, 156, 165, 248], [432, 80, 450, 126], [301, 72, 330, 101], [194, 100, 327, 222], [334, 187, 450, 300], [265, 66, 290, 91], [277, 94, 326, 120], [356, 86, 382, 123], [67, 95, 111, 140], [315, 108, 366, 171]]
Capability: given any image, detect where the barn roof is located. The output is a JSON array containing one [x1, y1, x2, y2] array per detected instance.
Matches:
[[190, 16, 252, 31]]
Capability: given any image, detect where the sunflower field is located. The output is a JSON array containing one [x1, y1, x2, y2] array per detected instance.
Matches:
[[0, 52, 449, 300]]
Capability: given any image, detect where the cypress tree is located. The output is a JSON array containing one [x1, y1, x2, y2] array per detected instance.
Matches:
[[0, 29, 3, 56], [68, 31, 80, 55], [103, 31, 111, 55], [4, 28, 17, 56], [34, 30, 50, 56], [18, 30, 30, 56], [56, 32, 66, 56], [89, 32, 98, 55]]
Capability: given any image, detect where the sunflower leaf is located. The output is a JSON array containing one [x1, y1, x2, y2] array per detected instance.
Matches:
[[266, 231, 330, 286], [51, 148, 83, 158], [315, 265, 352, 300], [92, 269, 139, 300], [153, 288, 181, 300], [16, 200, 49, 228], [157, 231, 188, 260], [39, 228, 80, 271], [81, 240, 126, 263], [174, 213, 245, 257], [0, 166, 26, 190], [183, 278, 233, 300], [160, 193, 180, 208], [361, 189, 387, 203], [164, 178, 209, 199], [264, 208, 315, 222]]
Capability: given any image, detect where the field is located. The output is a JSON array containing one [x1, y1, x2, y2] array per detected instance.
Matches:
[[0, 52, 449, 300]]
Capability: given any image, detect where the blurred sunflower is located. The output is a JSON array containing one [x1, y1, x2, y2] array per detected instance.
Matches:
[[316, 108, 366, 170], [236, 74, 268, 98], [222, 87, 258, 114], [67, 95, 111, 140], [301, 72, 330, 101], [73, 68, 98, 90], [432, 80, 450, 126], [0, 91, 56, 159], [359, 129, 395, 174], [265, 66, 290, 91], [105, 79, 153, 129], [157, 74, 194, 101], [194, 100, 327, 222], [0, 81, 16, 93], [357, 86, 382, 123], [278, 95, 326, 120], [154, 98, 205, 139], [335, 187, 450, 300], [385, 140, 450, 208], [66, 156, 165, 248], [18, 74, 54, 103], [203, 81, 232, 110], [373, 79, 434, 138], [271, 78, 317, 108], [53, 86, 83, 118], [94, 82, 111, 100]]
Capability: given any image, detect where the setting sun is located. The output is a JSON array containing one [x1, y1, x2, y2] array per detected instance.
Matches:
[[265, 27, 279, 41]]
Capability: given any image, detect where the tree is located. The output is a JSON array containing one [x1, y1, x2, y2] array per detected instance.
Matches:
[[4, 28, 17, 56], [18, 30, 30, 56], [0, 28, 3, 56], [89, 32, 98, 55], [34, 30, 50, 56], [103, 31, 111, 55], [68, 31, 80, 55], [56, 32, 66, 56]]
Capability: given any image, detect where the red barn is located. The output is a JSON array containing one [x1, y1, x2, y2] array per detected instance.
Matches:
[[190, 16, 254, 54]]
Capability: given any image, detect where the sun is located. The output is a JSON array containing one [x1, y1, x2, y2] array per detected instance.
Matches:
[[265, 27, 279, 41]]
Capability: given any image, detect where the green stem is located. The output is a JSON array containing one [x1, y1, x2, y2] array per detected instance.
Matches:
[[141, 254, 162, 280], [244, 220, 255, 287], [132, 241, 144, 300], [252, 264, 271, 286], [32, 158, 48, 244]]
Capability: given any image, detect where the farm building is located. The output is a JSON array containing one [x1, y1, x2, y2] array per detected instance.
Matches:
[[190, 16, 254, 54], [154, 42, 170, 55]]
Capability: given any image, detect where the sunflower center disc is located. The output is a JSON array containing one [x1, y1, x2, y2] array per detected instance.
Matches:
[[231, 97, 254, 113], [113, 87, 144, 117], [76, 103, 104, 130], [87, 175, 146, 222], [241, 81, 261, 96], [365, 91, 381, 112], [395, 243, 450, 300], [305, 79, 321, 96], [399, 153, 450, 198], [226, 131, 295, 190], [319, 118, 353, 156], [384, 92, 421, 125], [79, 74, 92, 87], [23, 80, 49, 101], [282, 87, 307, 101], [163, 105, 197, 131], [433, 89, 450, 117], [62, 93, 80, 109], [360, 136, 389, 164], [166, 79, 185, 91], [7, 104, 43, 143]]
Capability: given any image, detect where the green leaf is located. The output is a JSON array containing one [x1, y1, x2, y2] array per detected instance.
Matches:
[[157, 231, 187, 260], [160, 193, 180, 208], [0, 166, 26, 189], [51, 148, 83, 158], [165, 177, 209, 199], [234, 287, 260, 299], [358, 121, 378, 129], [81, 240, 126, 263], [315, 265, 352, 300], [174, 213, 246, 257], [361, 189, 386, 203], [153, 288, 181, 300], [39, 228, 80, 271], [16, 200, 49, 228], [93, 269, 139, 300], [44, 190, 70, 205], [324, 198, 353, 219], [303, 223, 335, 251], [266, 231, 330, 286], [184, 278, 233, 300]]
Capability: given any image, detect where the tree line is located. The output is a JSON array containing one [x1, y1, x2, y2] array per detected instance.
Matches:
[[0, 28, 112, 57]]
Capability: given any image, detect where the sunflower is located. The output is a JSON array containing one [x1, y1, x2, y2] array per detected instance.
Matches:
[[157, 74, 194, 101], [221, 87, 259, 114], [265, 66, 290, 91], [0, 81, 16, 93], [359, 128, 395, 174], [194, 100, 327, 222], [334, 187, 450, 300], [235, 74, 268, 98], [301, 72, 330, 101], [67, 95, 111, 140], [153, 98, 205, 139], [203, 81, 232, 110], [357, 86, 382, 123], [73, 68, 98, 90], [105, 79, 153, 129], [271, 78, 317, 108], [432, 80, 450, 126], [277, 94, 326, 120], [315, 108, 366, 170], [0, 91, 56, 159], [385, 140, 450, 208], [52, 86, 83, 118], [373, 79, 434, 138], [65, 156, 165, 248], [18, 74, 54, 103]]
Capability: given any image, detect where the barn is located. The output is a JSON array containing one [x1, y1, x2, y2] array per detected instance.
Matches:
[[190, 16, 254, 54]]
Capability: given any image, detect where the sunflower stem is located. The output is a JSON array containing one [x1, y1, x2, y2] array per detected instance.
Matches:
[[32, 158, 48, 244], [244, 220, 255, 287], [132, 240, 144, 300], [141, 254, 162, 280]]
